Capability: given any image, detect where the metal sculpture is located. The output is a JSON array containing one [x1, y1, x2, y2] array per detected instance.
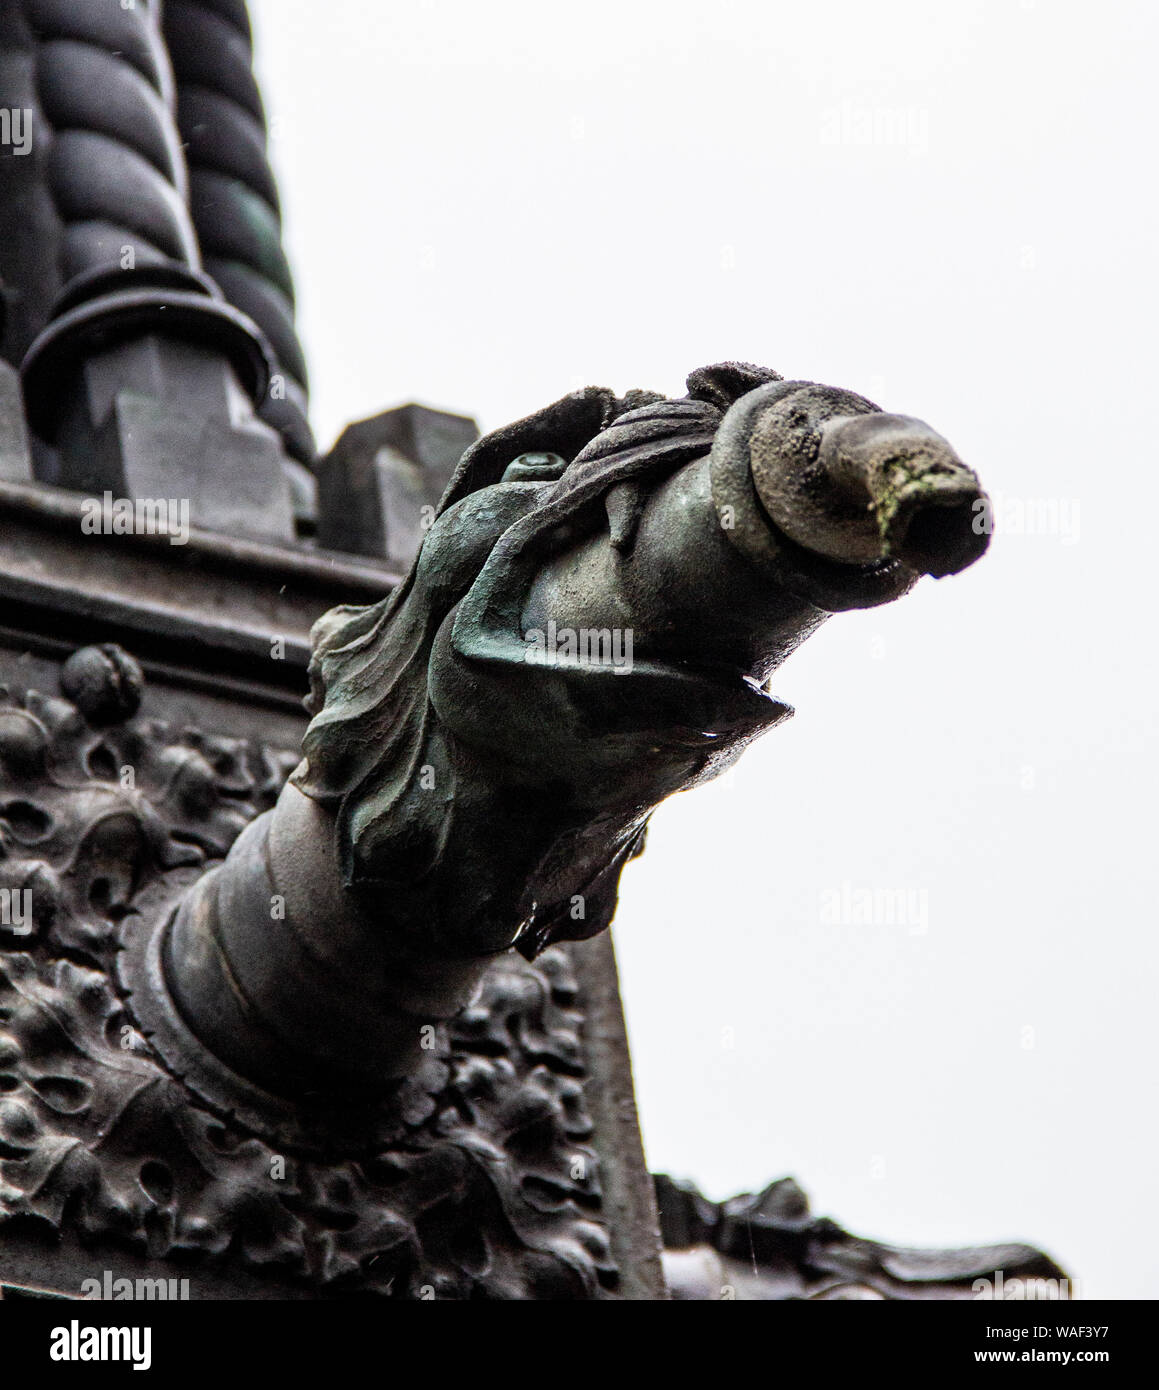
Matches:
[[0, 0, 1064, 1301]]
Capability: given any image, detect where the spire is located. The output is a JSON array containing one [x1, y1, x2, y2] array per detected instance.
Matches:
[[161, 0, 315, 466], [0, 0, 311, 540]]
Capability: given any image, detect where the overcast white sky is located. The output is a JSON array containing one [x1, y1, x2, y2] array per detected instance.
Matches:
[[251, 0, 1157, 1299]]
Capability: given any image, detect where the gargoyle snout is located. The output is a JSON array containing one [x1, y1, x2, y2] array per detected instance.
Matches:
[[750, 401, 991, 579]]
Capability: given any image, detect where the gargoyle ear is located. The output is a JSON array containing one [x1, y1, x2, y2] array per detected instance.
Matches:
[[436, 385, 621, 516], [685, 361, 784, 411]]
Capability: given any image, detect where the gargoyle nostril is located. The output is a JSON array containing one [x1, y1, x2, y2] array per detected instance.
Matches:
[[891, 496, 991, 578]]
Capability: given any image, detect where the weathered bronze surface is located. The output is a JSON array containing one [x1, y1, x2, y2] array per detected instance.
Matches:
[[0, 644, 663, 1299], [0, 0, 1065, 1301], [154, 363, 991, 1099]]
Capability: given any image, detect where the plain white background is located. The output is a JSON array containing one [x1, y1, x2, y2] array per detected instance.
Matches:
[[251, 0, 1156, 1299]]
